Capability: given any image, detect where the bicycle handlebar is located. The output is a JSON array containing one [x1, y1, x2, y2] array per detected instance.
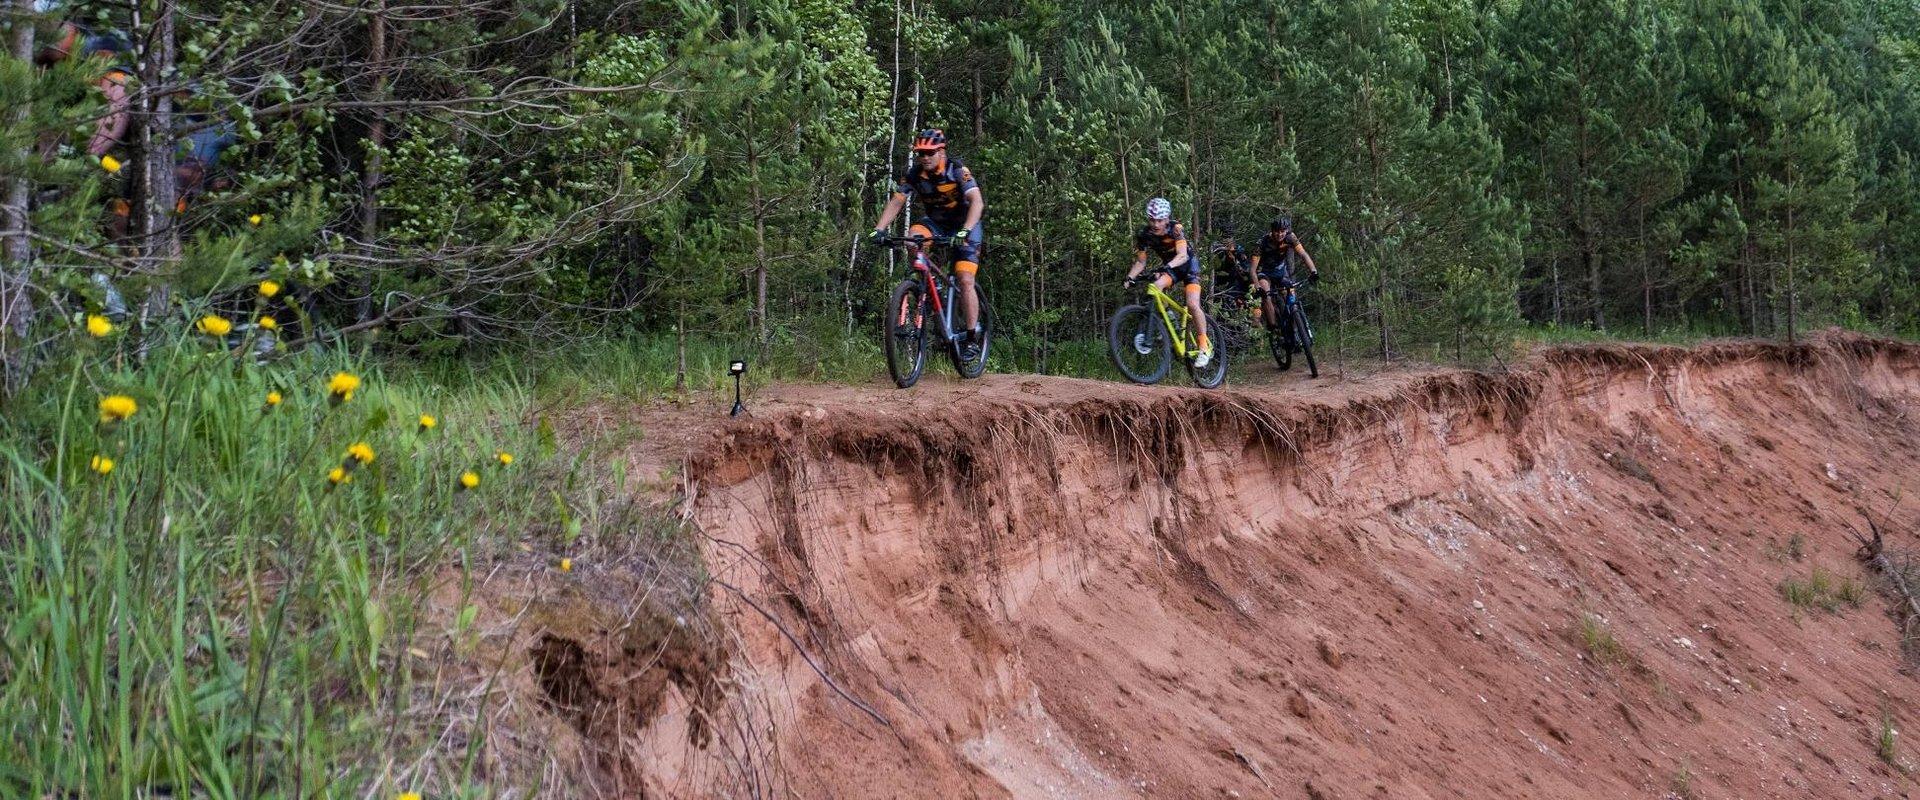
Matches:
[[1250, 272, 1319, 298]]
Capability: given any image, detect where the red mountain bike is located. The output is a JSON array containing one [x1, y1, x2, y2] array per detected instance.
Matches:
[[879, 234, 994, 388]]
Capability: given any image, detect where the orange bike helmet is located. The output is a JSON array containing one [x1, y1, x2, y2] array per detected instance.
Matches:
[[911, 129, 948, 152]]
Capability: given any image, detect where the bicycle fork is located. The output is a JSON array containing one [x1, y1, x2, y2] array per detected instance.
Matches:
[[1286, 293, 1312, 339], [912, 255, 965, 345]]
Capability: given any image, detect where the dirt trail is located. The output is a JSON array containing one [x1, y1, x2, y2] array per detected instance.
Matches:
[[549, 333, 1920, 798]]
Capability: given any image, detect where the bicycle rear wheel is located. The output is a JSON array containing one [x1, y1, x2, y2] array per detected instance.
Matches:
[[1108, 303, 1171, 385], [1293, 305, 1318, 378], [949, 284, 993, 379], [884, 280, 929, 388]]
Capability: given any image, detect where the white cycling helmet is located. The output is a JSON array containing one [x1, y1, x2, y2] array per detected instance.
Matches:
[[1145, 197, 1172, 220]]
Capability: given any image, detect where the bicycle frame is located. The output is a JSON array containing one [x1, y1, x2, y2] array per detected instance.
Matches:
[[904, 242, 970, 345], [1143, 282, 1196, 359], [1269, 278, 1315, 344]]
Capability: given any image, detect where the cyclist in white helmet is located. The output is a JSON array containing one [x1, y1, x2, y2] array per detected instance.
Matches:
[[1123, 197, 1213, 367]]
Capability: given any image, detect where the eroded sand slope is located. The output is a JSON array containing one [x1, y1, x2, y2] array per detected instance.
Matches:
[[567, 336, 1920, 798]]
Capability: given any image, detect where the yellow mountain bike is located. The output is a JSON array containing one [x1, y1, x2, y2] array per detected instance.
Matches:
[[1107, 270, 1229, 388]]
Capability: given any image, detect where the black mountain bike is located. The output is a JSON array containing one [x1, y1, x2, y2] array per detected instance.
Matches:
[[1260, 274, 1318, 377], [880, 234, 994, 389]]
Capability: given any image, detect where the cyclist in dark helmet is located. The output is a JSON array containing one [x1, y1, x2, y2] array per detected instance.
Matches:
[[1249, 215, 1319, 332], [1210, 237, 1252, 296]]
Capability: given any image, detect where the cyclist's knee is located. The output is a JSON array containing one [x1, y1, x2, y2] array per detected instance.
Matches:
[[909, 223, 934, 241]]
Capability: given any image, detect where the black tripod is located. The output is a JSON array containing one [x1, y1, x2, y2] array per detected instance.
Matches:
[[728, 360, 746, 416]]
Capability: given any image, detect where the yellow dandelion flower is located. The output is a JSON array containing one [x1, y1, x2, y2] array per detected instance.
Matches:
[[258, 279, 281, 298], [327, 372, 361, 403], [90, 455, 114, 475], [100, 155, 122, 173], [258, 316, 278, 331], [265, 390, 283, 408], [345, 442, 375, 466], [559, 558, 573, 572], [248, 213, 264, 226], [458, 471, 480, 490], [418, 414, 437, 431], [86, 314, 113, 337], [197, 315, 233, 337], [398, 793, 423, 800], [495, 451, 514, 467], [327, 466, 351, 486], [98, 394, 137, 423]]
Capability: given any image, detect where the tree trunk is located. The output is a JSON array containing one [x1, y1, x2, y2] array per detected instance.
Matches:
[[1586, 246, 1604, 330], [1361, 77, 1390, 361], [1639, 209, 1652, 335], [3, 0, 36, 389], [1785, 168, 1797, 344], [138, 0, 181, 323], [360, 0, 387, 264], [675, 310, 687, 393], [971, 65, 984, 141], [1028, 193, 1041, 371], [1549, 254, 1563, 326], [351, 0, 388, 324], [747, 127, 769, 344], [884, 0, 901, 280]]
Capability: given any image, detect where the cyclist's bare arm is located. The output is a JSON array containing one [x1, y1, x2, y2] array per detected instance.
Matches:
[[1126, 250, 1148, 281], [962, 187, 984, 230], [1293, 240, 1318, 273], [872, 191, 909, 232]]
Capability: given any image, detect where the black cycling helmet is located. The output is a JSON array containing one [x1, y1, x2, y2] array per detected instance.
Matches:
[[1270, 215, 1293, 232]]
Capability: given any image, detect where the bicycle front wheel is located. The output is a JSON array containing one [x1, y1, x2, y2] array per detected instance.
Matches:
[[1108, 303, 1171, 385], [1293, 305, 1318, 378], [884, 280, 929, 388], [1268, 321, 1293, 371]]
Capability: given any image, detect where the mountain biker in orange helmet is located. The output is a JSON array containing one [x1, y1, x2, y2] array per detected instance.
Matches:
[[869, 129, 987, 361]]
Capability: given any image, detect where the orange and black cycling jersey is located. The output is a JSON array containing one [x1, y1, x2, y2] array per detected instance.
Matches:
[[1135, 220, 1190, 265], [1256, 231, 1301, 276], [895, 157, 978, 227]]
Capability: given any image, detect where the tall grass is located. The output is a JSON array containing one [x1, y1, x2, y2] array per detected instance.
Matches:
[[0, 323, 575, 797]]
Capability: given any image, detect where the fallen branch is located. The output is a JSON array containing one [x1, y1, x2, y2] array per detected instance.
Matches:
[[1852, 518, 1920, 655]]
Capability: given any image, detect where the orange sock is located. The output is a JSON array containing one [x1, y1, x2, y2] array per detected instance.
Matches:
[[1198, 334, 1211, 351]]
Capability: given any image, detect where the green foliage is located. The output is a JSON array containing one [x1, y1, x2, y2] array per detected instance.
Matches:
[[1880, 707, 1903, 769], [1778, 566, 1867, 612], [1577, 612, 1632, 667], [7, 0, 1919, 370], [0, 319, 704, 796]]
